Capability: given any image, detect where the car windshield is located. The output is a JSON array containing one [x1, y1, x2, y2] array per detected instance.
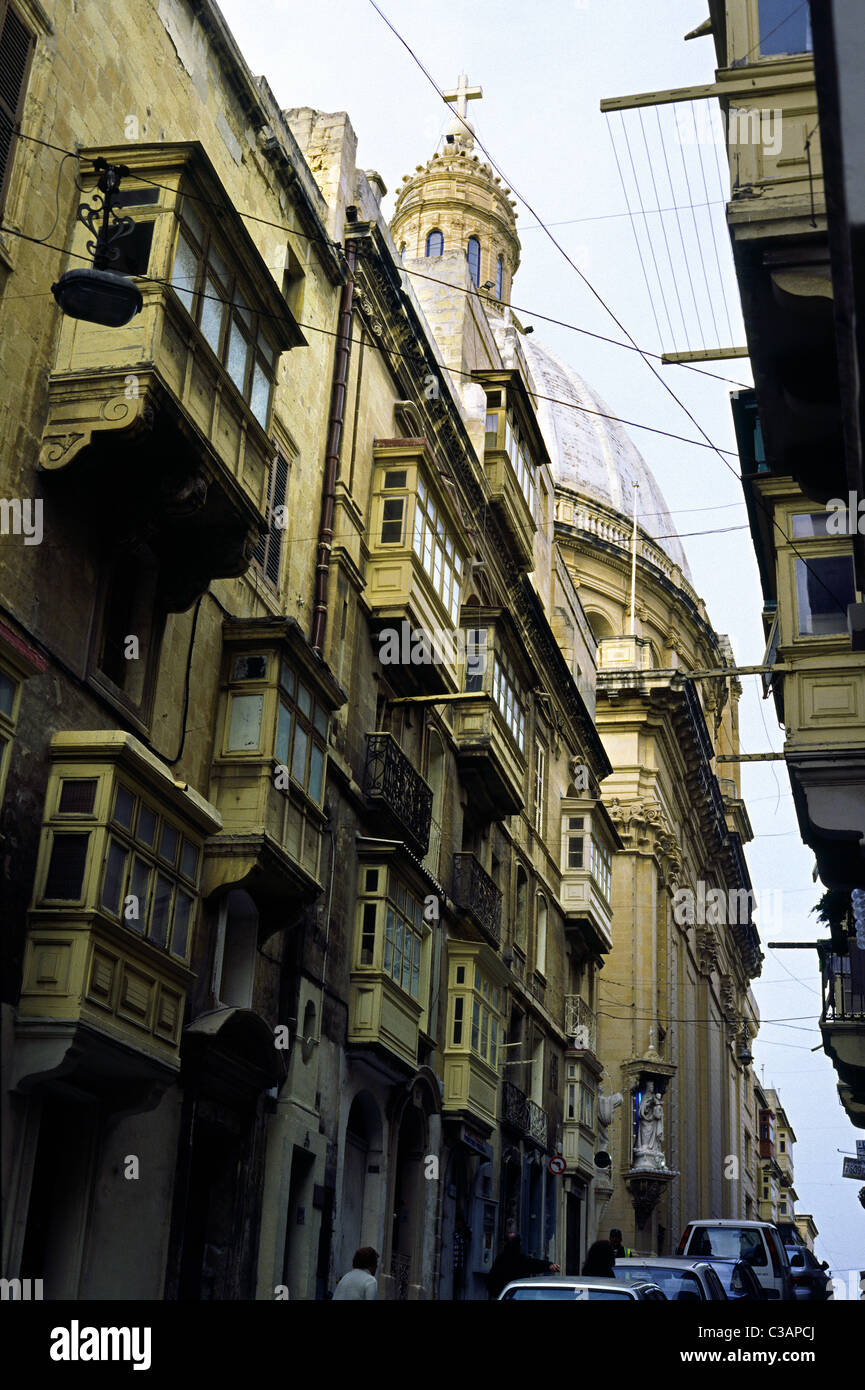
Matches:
[[618, 1267, 703, 1300], [503, 1287, 632, 1301], [690, 1228, 767, 1266]]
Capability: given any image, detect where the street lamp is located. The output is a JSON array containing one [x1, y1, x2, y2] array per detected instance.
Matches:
[[51, 158, 143, 327]]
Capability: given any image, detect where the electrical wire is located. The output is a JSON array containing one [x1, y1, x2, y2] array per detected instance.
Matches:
[[655, 103, 704, 349], [680, 105, 722, 347], [0, 221, 746, 458], [10, 125, 754, 389], [620, 110, 678, 349], [691, 101, 736, 346], [364, 3, 849, 620], [638, 105, 690, 349]]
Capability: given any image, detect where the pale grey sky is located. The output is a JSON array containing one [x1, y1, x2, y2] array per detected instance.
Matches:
[[215, 0, 863, 1284]]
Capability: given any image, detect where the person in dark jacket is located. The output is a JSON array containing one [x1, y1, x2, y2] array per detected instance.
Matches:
[[582, 1240, 616, 1277], [487, 1233, 561, 1298]]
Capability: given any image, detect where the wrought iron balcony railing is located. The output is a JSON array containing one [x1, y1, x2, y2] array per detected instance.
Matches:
[[821, 940, 865, 1022], [452, 852, 502, 946], [502, 1079, 548, 1149], [564, 995, 597, 1053], [363, 732, 433, 856]]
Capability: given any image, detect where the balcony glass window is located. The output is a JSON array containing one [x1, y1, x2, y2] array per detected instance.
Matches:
[[450, 961, 500, 1067], [580, 1081, 595, 1128], [795, 555, 855, 636], [566, 815, 584, 868], [412, 475, 463, 623], [356, 868, 427, 1001], [492, 651, 525, 752], [533, 744, 546, 834], [464, 628, 487, 692], [170, 198, 278, 428], [502, 413, 536, 514], [589, 834, 612, 901], [276, 663, 328, 805], [758, 0, 812, 55]]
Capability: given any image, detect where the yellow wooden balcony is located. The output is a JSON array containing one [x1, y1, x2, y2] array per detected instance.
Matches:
[[348, 972, 423, 1070], [204, 619, 346, 925], [16, 731, 221, 1082], [38, 144, 304, 609], [365, 442, 471, 694], [482, 448, 536, 571], [452, 697, 525, 818], [442, 941, 509, 1131]]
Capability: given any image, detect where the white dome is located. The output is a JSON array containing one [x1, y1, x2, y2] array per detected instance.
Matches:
[[523, 335, 691, 580]]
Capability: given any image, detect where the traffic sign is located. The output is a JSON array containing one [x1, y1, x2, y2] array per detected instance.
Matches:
[[548, 1155, 567, 1176], [842, 1157, 865, 1180], [856, 1140, 865, 1161]]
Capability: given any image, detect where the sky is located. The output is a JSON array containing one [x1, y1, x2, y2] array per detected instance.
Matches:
[[215, 0, 863, 1285]]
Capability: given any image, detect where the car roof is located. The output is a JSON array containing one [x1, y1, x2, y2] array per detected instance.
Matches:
[[684, 1219, 775, 1229], [501, 1275, 654, 1289], [616, 1257, 713, 1270]]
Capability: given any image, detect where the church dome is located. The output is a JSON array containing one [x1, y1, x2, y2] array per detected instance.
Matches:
[[522, 336, 691, 579]]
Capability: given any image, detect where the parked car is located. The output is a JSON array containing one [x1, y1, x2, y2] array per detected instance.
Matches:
[[614, 1257, 727, 1301], [697, 1257, 767, 1301], [677, 1220, 793, 1300], [499, 1275, 666, 1301], [786, 1246, 832, 1301]]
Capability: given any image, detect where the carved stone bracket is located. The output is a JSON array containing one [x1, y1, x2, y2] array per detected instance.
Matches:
[[696, 925, 720, 977], [625, 1170, 677, 1229], [605, 797, 682, 886]]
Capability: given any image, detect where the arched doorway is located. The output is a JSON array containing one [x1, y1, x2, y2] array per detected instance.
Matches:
[[390, 1102, 426, 1299], [338, 1091, 383, 1276]]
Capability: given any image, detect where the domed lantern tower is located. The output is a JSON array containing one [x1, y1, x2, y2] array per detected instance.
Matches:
[[390, 74, 520, 306]]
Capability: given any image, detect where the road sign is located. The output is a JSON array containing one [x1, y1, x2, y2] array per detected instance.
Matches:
[[842, 1157, 865, 1180], [548, 1155, 567, 1176], [856, 1140, 865, 1161]]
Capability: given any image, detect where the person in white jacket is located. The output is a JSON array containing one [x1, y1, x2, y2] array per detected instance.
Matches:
[[333, 1248, 379, 1300]]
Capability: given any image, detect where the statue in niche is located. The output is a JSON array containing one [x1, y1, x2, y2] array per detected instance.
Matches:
[[633, 1081, 667, 1171]]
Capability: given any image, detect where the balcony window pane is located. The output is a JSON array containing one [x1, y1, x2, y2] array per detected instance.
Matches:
[[227, 319, 250, 393], [791, 511, 831, 538], [471, 998, 480, 1051], [308, 744, 324, 804], [297, 684, 312, 718], [758, 0, 812, 54], [276, 700, 292, 766], [150, 875, 173, 947], [384, 907, 394, 971], [44, 833, 89, 900], [795, 555, 855, 635], [490, 1017, 497, 1068], [313, 705, 328, 738], [411, 933, 421, 997], [113, 784, 136, 829], [159, 822, 179, 866], [381, 498, 405, 545], [171, 891, 193, 959], [250, 362, 271, 427], [453, 995, 463, 1045], [180, 840, 198, 882], [171, 230, 199, 312], [0, 671, 17, 715], [291, 725, 308, 786], [101, 839, 128, 915], [137, 805, 157, 848], [228, 694, 263, 751], [257, 330, 276, 369], [59, 779, 97, 815], [359, 901, 377, 965], [180, 198, 204, 245], [127, 857, 151, 933], [200, 277, 225, 353]]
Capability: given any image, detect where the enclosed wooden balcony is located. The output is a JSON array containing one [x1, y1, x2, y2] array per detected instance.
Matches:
[[363, 732, 433, 856], [452, 698, 525, 819], [39, 144, 304, 610], [16, 731, 221, 1086], [819, 938, 865, 1127], [473, 369, 549, 572]]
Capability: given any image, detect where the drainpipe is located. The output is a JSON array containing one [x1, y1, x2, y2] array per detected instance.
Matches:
[[311, 238, 357, 657]]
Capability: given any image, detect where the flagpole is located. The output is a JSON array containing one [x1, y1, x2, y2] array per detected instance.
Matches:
[[629, 482, 639, 636]]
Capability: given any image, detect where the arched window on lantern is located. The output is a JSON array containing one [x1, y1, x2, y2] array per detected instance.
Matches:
[[426, 229, 444, 256], [496, 254, 504, 299], [466, 236, 481, 286]]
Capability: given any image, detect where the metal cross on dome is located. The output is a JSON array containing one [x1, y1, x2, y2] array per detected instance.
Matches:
[[443, 72, 482, 123]]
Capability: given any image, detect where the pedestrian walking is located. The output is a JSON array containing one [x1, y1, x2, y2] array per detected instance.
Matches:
[[582, 1240, 616, 1276], [332, 1247, 379, 1300], [487, 1232, 560, 1298]]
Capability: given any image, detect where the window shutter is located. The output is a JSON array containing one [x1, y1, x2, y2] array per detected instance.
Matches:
[[0, 2, 35, 215], [265, 450, 289, 586]]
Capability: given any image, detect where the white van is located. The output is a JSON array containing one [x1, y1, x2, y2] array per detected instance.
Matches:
[[677, 1220, 793, 1300]]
